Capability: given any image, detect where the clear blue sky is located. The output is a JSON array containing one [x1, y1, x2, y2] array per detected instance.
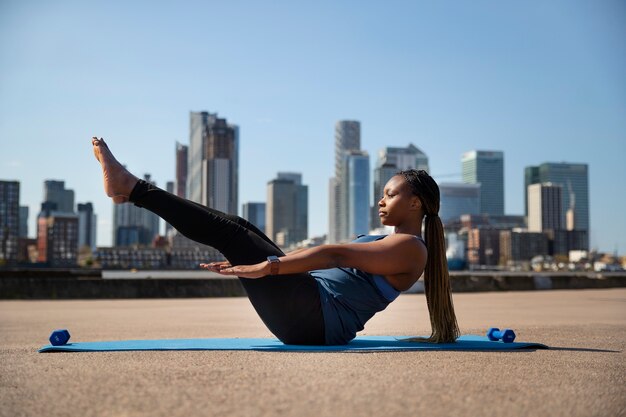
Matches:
[[1, 0, 625, 253]]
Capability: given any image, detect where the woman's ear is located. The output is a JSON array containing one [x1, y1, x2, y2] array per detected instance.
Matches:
[[410, 196, 422, 211]]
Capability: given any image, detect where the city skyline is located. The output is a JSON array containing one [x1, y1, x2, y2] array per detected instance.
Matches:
[[1, 1, 624, 254], [1, 136, 604, 248]]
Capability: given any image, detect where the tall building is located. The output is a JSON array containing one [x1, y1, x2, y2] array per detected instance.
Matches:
[[371, 144, 429, 229], [439, 183, 481, 225], [187, 111, 239, 215], [112, 174, 160, 247], [19, 206, 29, 238], [462, 150, 504, 216], [334, 121, 361, 178], [77, 202, 97, 251], [329, 120, 362, 243], [527, 183, 563, 232], [345, 151, 370, 238], [523, 166, 540, 216], [267, 173, 308, 247], [175, 142, 188, 198], [242, 202, 266, 233], [0, 181, 20, 264], [165, 181, 175, 235], [43, 180, 75, 213], [524, 162, 589, 232], [37, 203, 79, 267]]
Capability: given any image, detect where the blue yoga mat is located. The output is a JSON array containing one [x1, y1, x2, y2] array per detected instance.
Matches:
[[39, 335, 548, 352]]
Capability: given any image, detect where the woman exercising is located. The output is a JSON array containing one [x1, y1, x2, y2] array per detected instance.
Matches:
[[92, 137, 459, 345]]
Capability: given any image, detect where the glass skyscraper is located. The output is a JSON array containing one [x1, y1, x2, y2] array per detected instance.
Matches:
[[188, 111, 239, 215], [462, 150, 504, 216], [329, 120, 362, 243], [346, 151, 370, 238], [242, 202, 266, 234], [439, 183, 481, 224]]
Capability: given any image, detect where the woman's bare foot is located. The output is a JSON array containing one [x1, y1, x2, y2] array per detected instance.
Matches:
[[91, 137, 139, 204]]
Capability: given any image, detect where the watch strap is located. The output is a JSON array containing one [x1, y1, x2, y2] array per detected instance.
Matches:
[[267, 255, 280, 275]]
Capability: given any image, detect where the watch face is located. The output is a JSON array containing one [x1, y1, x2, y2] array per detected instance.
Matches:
[[267, 255, 280, 275]]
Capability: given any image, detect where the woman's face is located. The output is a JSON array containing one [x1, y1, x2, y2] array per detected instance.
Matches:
[[377, 175, 422, 226]]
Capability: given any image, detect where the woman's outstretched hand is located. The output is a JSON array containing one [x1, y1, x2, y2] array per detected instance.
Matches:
[[199, 261, 270, 279]]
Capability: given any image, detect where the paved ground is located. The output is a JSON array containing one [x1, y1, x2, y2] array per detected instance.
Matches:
[[1, 289, 625, 417]]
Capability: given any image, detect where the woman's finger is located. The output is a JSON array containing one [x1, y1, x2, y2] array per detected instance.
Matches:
[[200, 261, 231, 270]]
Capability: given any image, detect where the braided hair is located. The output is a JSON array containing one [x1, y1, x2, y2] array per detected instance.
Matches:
[[399, 169, 459, 343]]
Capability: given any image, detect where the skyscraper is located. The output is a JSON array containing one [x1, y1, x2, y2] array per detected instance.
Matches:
[[345, 151, 370, 238], [329, 120, 362, 243], [523, 166, 540, 216], [334, 121, 361, 177], [524, 162, 589, 232], [371, 144, 429, 229], [242, 202, 266, 233], [187, 111, 239, 215], [267, 173, 308, 247], [165, 181, 175, 235], [439, 183, 481, 224], [461, 150, 504, 216], [112, 174, 160, 247], [77, 202, 97, 250], [43, 180, 75, 213], [175, 142, 188, 198], [0, 180, 20, 264], [527, 183, 563, 232]]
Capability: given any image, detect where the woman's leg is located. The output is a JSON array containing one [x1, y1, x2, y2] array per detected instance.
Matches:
[[129, 180, 325, 344], [92, 138, 325, 344]]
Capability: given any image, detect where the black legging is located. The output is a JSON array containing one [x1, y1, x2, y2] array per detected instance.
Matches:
[[129, 180, 326, 345]]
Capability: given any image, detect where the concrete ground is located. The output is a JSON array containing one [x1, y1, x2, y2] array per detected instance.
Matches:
[[1, 289, 624, 417]]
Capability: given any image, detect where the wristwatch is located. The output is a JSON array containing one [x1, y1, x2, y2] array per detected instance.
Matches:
[[267, 255, 280, 275]]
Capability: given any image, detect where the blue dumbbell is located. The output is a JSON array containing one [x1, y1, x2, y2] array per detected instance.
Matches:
[[487, 327, 516, 343], [49, 329, 71, 346]]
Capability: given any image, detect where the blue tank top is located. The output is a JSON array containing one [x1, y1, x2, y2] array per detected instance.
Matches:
[[310, 234, 403, 345]]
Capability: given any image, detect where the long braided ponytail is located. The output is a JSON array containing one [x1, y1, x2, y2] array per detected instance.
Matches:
[[399, 169, 460, 343]]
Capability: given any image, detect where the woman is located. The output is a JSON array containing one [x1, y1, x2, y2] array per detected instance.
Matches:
[[92, 137, 459, 345]]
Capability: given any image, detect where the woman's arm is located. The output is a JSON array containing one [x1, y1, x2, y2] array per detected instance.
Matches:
[[203, 234, 426, 278], [284, 247, 309, 257]]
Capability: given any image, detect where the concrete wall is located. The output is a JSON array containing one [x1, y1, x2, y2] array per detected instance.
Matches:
[[1, 268, 625, 299]]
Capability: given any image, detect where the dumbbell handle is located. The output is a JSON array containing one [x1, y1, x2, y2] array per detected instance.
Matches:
[[491, 330, 507, 338]]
